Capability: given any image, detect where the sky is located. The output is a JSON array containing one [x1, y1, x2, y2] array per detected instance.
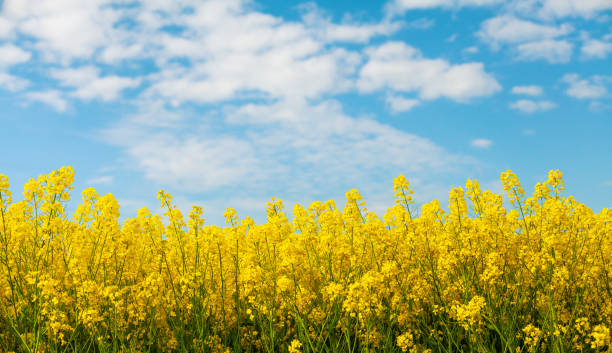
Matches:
[[0, 0, 611, 224]]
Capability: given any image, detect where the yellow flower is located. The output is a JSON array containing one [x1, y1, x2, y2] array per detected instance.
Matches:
[[396, 332, 414, 352], [288, 339, 302, 353], [590, 324, 610, 349]]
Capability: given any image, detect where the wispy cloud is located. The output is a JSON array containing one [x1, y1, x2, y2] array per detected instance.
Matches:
[[50, 66, 140, 102], [299, 3, 403, 43], [86, 175, 114, 185], [386, 95, 420, 113], [509, 99, 557, 113], [0, 44, 31, 67], [24, 90, 68, 111], [478, 15, 572, 47], [581, 38, 612, 59], [385, 0, 502, 17], [511, 85, 543, 96], [508, 0, 612, 19], [516, 39, 573, 63], [0, 72, 28, 91], [471, 138, 493, 149], [478, 15, 574, 63], [105, 99, 472, 197]]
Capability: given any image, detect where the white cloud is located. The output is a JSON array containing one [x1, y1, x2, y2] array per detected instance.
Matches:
[[50, 66, 140, 101], [509, 99, 557, 113], [516, 39, 573, 63], [562, 74, 608, 99], [385, 0, 502, 16], [300, 3, 402, 43], [522, 129, 536, 135], [24, 90, 68, 111], [318, 23, 400, 43], [0, 0, 491, 207], [478, 15, 573, 47], [147, 47, 360, 104], [0, 16, 13, 38], [0, 44, 31, 66], [511, 85, 543, 96], [105, 99, 471, 196], [505, 0, 612, 19], [471, 138, 493, 148], [0, 0, 497, 109], [133, 1, 381, 105], [528, 0, 612, 18], [100, 44, 144, 64], [463, 46, 479, 54], [386, 95, 421, 113], [588, 101, 611, 112], [0, 72, 29, 91], [406, 17, 436, 30], [358, 41, 501, 101], [2, 0, 124, 62], [581, 38, 612, 59], [86, 175, 114, 185], [478, 15, 575, 63]]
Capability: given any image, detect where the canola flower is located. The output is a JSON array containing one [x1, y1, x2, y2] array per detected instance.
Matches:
[[0, 167, 610, 353]]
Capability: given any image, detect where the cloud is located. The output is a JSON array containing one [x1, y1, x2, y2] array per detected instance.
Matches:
[[0, 45, 28, 93], [511, 85, 543, 96], [509, 99, 557, 113], [299, 3, 402, 43], [478, 15, 574, 63], [1, 0, 125, 63], [86, 175, 114, 185], [146, 47, 360, 104], [0, 0, 495, 109], [0, 0, 491, 211], [463, 46, 479, 54], [0, 72, 29, 91], [562, 73, 608, 99], [134, 1, 383, 106], [406, 17, 436, 30], [0, 16, 13, 38], [100, 44, 144, 64], [516, 39, 573, 63], [386, 95, 421, 113], [478, 15, 573, 47], [358, 42, 501, 101], [24, 90, 68, 111], [588, 101, 611, 112], [385, 0, 502, 16], [515, 0, 612, 18], [50, 66, 141, 101], [0, 44, 31, 67], [581, 38, 612, 59], [105, 99, 471, 198], [471, 138, 493, 148]]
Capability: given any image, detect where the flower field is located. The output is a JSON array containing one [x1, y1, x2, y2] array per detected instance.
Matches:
[[0, 167, 610, 353]]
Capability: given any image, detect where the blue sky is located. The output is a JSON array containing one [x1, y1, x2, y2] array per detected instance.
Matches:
[[1, 0, 611, 224]]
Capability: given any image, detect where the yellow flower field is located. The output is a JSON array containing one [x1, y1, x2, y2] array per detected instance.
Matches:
[[0, 167, 610, 353]]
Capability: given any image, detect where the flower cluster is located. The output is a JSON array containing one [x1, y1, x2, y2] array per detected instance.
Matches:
[[0, 167, 609, 353]]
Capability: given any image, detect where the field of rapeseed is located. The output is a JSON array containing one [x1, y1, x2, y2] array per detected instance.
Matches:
[[0, 167, 610, 353]]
